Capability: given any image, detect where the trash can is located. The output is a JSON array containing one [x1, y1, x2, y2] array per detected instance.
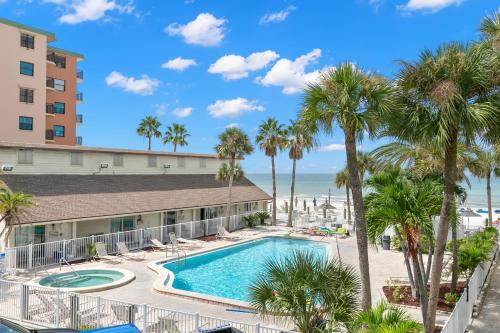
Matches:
[[382, 235, 391, 250]]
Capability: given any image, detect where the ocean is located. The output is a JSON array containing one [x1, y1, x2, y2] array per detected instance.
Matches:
[[247, 173, 500, 208]]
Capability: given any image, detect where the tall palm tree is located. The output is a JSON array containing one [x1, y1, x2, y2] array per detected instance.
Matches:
[[0, 188, 34, 251], [249, 251, 360, 333], [255, 118, 288, 226], [286, 121, 314, 227], [469, 145, 499, 225], [137, 116, 162, 151], [357, 151, 376, 181], [334, 168, 352, 224], [215, 128, 254, 229], [479, 11, 500, 50], [354, 301, 423, 333], [163, 123, 190, 152], [301, 64, 395, 310], [384, 43, 498, 333]]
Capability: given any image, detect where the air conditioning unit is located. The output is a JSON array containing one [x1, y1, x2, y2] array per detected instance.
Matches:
[[100, 163, 109, 169], [1, 164, 14, 172], [163, 164, 171, 169]]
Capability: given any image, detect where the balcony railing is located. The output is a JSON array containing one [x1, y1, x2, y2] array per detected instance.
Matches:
[[46, 78, 55, 89], [45, 129, 54, 141], [46, 104, 54, 114], [76, 114, 83, 124], [75, 136, 83, 145], [47, 53, 66, 68], [76, 92, 83, 102], [77, 70, 84, 81]]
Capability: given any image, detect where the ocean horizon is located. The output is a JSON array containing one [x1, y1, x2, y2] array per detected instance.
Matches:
[[247, 173, 500, 208]]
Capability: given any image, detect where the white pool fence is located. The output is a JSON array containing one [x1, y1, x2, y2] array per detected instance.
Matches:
[[0, 279, 288, 333], [3, 212, 256, 272]]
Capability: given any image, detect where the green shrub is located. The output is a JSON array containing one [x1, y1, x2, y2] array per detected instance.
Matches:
[[391, 236, 402, 251], [444, 292, 459, 306], [87, 243, 96, 258], [255, 211, 270, 225], [392, 286, 405, 301], [243, 214, 257, 228]]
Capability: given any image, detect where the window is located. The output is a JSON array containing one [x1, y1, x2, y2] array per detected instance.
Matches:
[[19, 116, 33, 130], [163, 212, 177, 226], [70, 152, 83, 166], [20, 33, 35, 49], [113, 154, 124, 167], [111, 216, 136, 232], [53, 125, 65, 137], [20, 61, 34, 76], [199, 158, 207, 169], [244, 203, 252, 212], [19, 88, 34, 103], [53, 102, 65, 114], [54, 79, 65, 91], [17, 149, 33, 164], [148, 155, 157, 168], [177, 157, 186, 168], [54, 56, 66, 69]]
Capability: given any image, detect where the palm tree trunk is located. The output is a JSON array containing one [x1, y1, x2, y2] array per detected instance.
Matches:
[[288, 158, 297, 227], [271, 155, 277, 226], [174, 143, 177, 153], [148, 136, 152, 151], [344, 130, 372, 310], [487, 173, 492, 225], [426, 137, 458, 333], [412, 255, 428, 329], [346, 186, 352, 224], [225, 159, 235, 230], [394, 228, 416, 298], [425, 239, 433, 284], [450, 219, 458, 293]]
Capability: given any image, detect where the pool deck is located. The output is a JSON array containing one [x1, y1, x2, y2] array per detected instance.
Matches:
[[10, 225, 449, 328]]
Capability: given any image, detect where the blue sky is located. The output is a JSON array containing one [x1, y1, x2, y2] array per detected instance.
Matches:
[[1, 0, 497, 173]]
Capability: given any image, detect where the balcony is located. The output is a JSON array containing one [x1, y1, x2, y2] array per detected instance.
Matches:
[[77, 70, 84, 82], [46, 104, 54, 116], [76, 114, 83, 124], [45, 129, 54, 141], [75, 136, 83, 146], [46, 78, 55, 90], [76, 92, 83, 103], [47, 53, 66, 68]]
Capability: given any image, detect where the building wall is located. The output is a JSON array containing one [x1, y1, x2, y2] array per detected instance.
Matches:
[[46, 53, 78, 145], [0, 23, 47, 144], [139, 213, 161, 229], [0, 147, 226, 174], [76, 218, 110, 237]]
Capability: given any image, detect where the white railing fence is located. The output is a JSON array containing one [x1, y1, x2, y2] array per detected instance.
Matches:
[[4, 212, 256, 272], [0, 279, 287, 333], [440, 244, 498, 333]]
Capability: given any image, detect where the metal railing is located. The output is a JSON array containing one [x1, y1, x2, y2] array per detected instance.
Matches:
[[46, 104, 54, 114], [76, 92, 83, 102], [75, 136, 83, 145], [76, 114, 83, 124], [0, 279, 288, 333], [46, 78, 55, 89], [4, 213, 255, 272], [77, 70, 84, 81], [440, 244, 498, 333], [45, 130, 54, 141]]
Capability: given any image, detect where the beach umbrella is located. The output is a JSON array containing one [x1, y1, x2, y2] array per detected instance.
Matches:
[[319, 202, 336, 210], [460, 209, 481, 217]]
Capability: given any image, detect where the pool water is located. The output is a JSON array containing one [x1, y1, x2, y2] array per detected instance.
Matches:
[[163, 237, 327, 301], [39, 269, 124, 288]]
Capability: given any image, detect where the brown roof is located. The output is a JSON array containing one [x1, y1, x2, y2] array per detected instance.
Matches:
[[0, 141, 227, 159], [0, 174, 271, 224]]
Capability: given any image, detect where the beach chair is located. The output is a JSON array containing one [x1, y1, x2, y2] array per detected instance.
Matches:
[[117, 242, 145, 260], [150, 238, 167, 251], [168, 233, 204, 249], [95, 242, 122, 263], [216, 225, 241, 241]]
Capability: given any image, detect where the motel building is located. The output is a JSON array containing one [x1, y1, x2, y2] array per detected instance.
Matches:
[[0, 142, 270, 264]]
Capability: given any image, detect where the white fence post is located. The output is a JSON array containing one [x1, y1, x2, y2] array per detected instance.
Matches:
[[97, 296, 101, 328], [55, 288, 60, 328], [255, 323, 260, 333], [140, 229, 144, 249], [143, 304, 148, 332], [195, 312, 200, 332], [28, 244, 33, 270]]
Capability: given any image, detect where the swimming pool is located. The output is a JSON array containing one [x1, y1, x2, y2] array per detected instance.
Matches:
[[162, 237, 327, 302], [38, 269, 134, 292]]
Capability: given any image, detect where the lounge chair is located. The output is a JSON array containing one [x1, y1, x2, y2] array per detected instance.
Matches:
[[35, 293, 101, 325], [111, 304, 138, 323], [150, 238, 167, 251], [216, 225, 241, 241], [95, 242, 122, 263], [117, 242, 145, 260], [146, 315, 181, 333], [168, 233, 204, 249]]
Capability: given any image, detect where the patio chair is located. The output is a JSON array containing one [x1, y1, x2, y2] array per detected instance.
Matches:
[[146, 315, 181, 333], [95, 242, 122, 263], [168, 233, 204, 249], [216, 225, 241, 241], [35, 293, 100, 325], [117, 242, 145, 260], [150, 238, 167, 251], [111, 304, 138, 323]]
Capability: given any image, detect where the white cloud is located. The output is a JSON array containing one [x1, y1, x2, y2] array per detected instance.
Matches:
[[398, 0, 464, 12], [58, 0, 134, 24], [207, 97, 264, 118], [161, 57, 197, 71], [225, 123, 240, 129], [208, 51, 280, 80], [165, 13, 226, 47], [105, 71, 160, 95], [256, 48, 323, 95], [172, 107, 193, 118], [318, 144, 346, 152], [259, 5, 296, 24]]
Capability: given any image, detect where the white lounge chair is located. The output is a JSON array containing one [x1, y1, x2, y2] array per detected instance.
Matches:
[[117, 242, 145, 260], [216, 225, 241, 241], [95, 242, 122, 263], [150, 238, 167, 251], [168, 232, 204, 249]]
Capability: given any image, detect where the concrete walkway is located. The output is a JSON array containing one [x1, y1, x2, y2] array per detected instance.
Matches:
[[468, 260, 500, 333]]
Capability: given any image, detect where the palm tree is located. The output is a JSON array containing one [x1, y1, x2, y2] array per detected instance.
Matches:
[[163, 123, 189, 152], [469, 145, 499, 225], [384, 43, 498, 333], [301, 64, 395, 310], [479, 11, 500, 50], [286, 121, 314, 227], [364, 171, 442, 327], [249, 251, 360, 333], [354, 301, 423, 333], [357, 151, 376, 181], [215, 128, 254, 230], [255, 118, 288, 226], [0, 188, 34, 251], [334, 168, 352, 224], [137, 116, 162, 151]]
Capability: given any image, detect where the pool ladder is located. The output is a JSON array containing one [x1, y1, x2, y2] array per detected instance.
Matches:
[[166, 245, 187, 264], [59, 257, 80, 279]]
